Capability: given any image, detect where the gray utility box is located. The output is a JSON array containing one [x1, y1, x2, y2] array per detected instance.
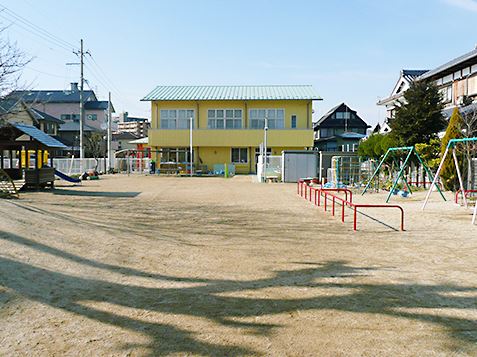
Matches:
[[281, 150, 319, 183]]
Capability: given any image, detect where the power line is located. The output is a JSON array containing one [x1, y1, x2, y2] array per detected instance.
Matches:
[[0, 4, 146, 115], [87, 55, 122, 93], [84, 59, 126, 102], [0, 14, 72, 53], [84, 57, 144, 113], [24, 66, 74, 79], [0, 4, 77, 51]]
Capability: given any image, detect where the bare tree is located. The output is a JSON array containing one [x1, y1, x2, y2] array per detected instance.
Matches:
[[85, 132, 105, 171], [0, 26, 31, 126]]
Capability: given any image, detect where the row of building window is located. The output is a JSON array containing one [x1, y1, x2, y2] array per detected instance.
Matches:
[[208, 109, 242, 129], [438, 76, 477, 104], [160, 109, 195, 129], [161, 147, 263, 164], [60, 113, 98, 121], [321, 143, 358, 152], [319, 127, 366, 138], [159, 109, 298, 129]]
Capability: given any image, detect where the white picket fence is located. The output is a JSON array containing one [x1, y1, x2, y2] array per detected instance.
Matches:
[[53, 158, 107, 175], [54, 158, 151, 174], [2, 157, 152, 175]]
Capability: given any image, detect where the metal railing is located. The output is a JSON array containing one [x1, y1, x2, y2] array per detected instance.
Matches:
[[455, 189, 477, 205], [297, 179, 405, 231]]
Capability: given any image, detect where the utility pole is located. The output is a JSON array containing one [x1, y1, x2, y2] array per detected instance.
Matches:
[[79, 39, 84, 170], [73, 39, 88, 172], [107, 91, 112, 172]]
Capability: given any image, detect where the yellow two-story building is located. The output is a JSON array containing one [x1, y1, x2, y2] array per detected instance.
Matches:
[[142, 85, 322, 174]]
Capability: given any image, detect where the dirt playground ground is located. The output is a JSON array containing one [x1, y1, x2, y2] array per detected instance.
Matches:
[[0, 175, 476, 356]]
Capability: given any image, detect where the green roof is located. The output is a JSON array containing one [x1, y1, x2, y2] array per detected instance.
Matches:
[[141, 85, 322, 101]]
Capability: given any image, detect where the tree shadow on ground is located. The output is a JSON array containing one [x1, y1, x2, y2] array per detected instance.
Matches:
[[1, 231, 477, 355]]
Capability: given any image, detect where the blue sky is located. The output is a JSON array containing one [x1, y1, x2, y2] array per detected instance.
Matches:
[[1, 0, 476, 125]]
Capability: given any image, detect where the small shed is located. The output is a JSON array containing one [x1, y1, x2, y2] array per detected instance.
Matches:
[[281, 150, 319, 183], [0, 122, 66, 189]]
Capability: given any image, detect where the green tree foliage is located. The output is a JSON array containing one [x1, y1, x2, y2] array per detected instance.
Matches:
[[440, 108, 463, 190], [358, 133, 397, 159], [390, 80, 446, 146], [415, 139, 440, 171]]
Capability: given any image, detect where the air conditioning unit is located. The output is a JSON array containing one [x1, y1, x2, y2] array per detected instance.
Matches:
[[87, 114, 95, 120]]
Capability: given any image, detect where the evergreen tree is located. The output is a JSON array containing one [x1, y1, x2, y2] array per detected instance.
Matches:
[[440, 107, 463, 190], [390, 80, 446, 146]]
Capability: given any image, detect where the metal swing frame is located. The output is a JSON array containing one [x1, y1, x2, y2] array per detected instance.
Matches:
[[422, 137, 477, 225], [362, 146, 446, 203]]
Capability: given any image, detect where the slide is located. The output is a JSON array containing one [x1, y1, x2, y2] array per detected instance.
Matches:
[[55, 169, 81, 183]]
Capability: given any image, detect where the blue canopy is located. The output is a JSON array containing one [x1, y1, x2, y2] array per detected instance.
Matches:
[[12, 122, 67, 148]]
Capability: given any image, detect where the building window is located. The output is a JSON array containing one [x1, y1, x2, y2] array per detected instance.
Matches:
[[231, 148, 248, 163], [60, 114, 80, 121], [44, 122, 55, 134], [335, 112, 351, 119], [443, 74, 453, 84], [440, 86, 452, 103], [321, 128, 334, 138], [160, 109, 194, 129], [249, 109, 284, 129], [161, 148, 193, 163], [291, 115, 297, 128], [207, 109, 242, 129], [350, 127, 364, 133]]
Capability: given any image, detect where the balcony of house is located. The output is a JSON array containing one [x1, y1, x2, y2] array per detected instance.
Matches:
[[148, 128, 314, 147]]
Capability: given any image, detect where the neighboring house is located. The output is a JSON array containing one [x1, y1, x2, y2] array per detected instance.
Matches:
[[313, 103, 370, 152], [371, 121, 391, 135], [378, 46, 477, 124], [29, 108, 64, 136], [58, 120, 100, 156], [419, 47, 477, 119], [142, 85, 322, 174], [377, 69, 428, 122], [0, 99, 36, 127], [0, 99, 64, 135], [112, 131, 139, 152], [8, 82, 115, 131], [116, 112, 150, 138]]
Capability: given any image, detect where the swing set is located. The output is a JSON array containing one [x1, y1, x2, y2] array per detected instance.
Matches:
[[422, 137, 477, 225], [362, 146, 446, 203]]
